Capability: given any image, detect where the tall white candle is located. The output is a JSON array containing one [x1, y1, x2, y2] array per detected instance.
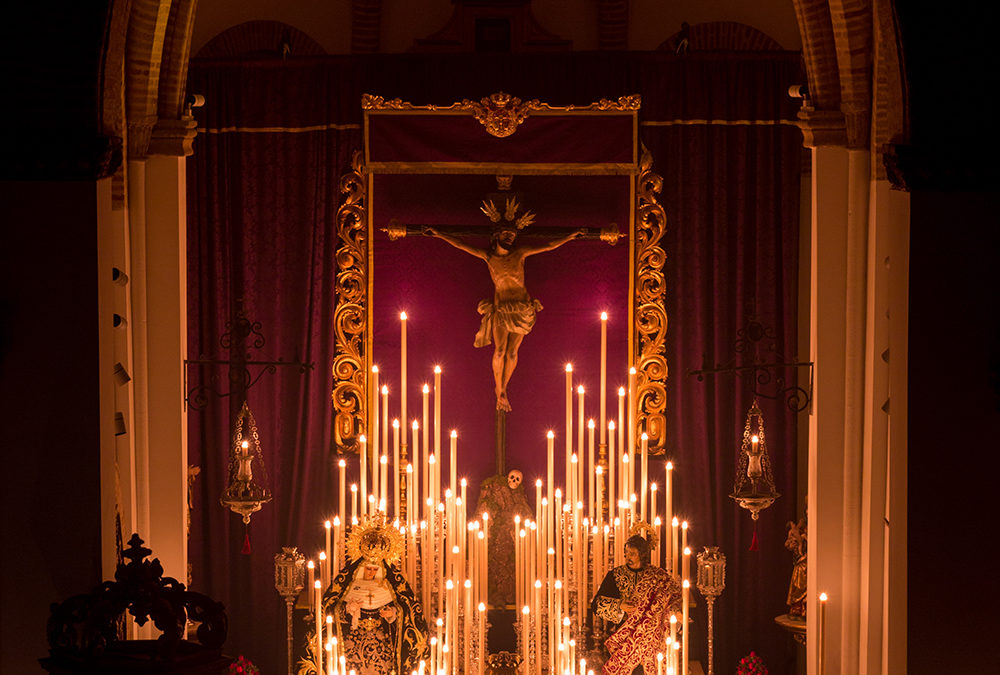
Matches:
[[450, 430, 458, 499], [665, 461, 673, 571], [819, 592, 828, 675], [627, 368, 636, 498], [682, 579, 690, 675], [576, 386, 585, 504], [338, 459, 347, 531], [433, 366, 442, 464], [391, 420, 399, 517], [671, 517, 679, 576], [600, 312, 607, 447], [360, 427, 368, 517], [333, 516, 341, 579], [400, 312, 407, 452], [411, 421, 419, 522], [324, 524, 331, 587], [370, 366, 378, 515], [380, 385, 389, 505], [640, 432, 648, 522], [546, 430, 555, 516], [608, 421, 616, 533], [314, 580, 323, 674], [350, 484, 357, 525], [564, 364, 573, 509], [588, 419, 596, 522]]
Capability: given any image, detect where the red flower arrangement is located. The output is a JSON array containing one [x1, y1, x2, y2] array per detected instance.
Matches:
[[736, 651, 769, 675], [228, 655, 260, 675]]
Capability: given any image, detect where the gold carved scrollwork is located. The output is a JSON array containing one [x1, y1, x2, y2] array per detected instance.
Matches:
[[463, 92, 541, 138], [333, 151, 368, 454], [634, 146, 668, 453]]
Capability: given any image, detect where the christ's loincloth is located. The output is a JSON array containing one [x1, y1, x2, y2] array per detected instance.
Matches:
[[474, 298, 544, 347]]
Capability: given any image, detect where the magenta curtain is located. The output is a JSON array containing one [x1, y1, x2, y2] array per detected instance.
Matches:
[[187, 52, 802, 674]]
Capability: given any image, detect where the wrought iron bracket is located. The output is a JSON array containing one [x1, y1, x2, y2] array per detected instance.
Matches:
[[687, 312, 813, 413], [184, 301, 314, 411]]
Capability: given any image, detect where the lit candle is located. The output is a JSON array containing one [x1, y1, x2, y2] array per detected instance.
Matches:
[[671, 517, 679, 576], [478, 601, 486, 674], [450, 430, 458, 500], [433, 366, 441, 466], [326, 616, 334, 675], [664, 461, 673, 572], [681, 522, 689, 576], [338, 458, 347, 527], [683, 546, 691, 594], [576, 386, 585, 504], [533, 579, 542, 675], [595, 466, 604, 554], [307, 560, 315, 609], [681, 579, 690, 675], [565, 364, 573, 509], [390, 420, 399, 515], [649, 482, 658, 564], [381, 451, 389, 514], [640, 432, 648, 522], [627, 367, 636, 499], [608, 420, 616, 533], [380, 385, 388, 506], [400, 312, 407, 452], [314, 580, 323, 675], [819, 592, 829, 675], [350, 484, 357, 525], [588, 419, 596, 522], [324, 520, 332, 586], [369, 366, 378, 509], [360, 427, 368, 517], [410, 421, 419, 522], [546, 430, 555, 516], [599, 311, 608, 448], [521, 606, 530, 673], [332, 516, 341, 578]]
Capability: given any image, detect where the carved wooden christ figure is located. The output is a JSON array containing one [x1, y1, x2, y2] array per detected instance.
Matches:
[[421, 197, 585, 411]]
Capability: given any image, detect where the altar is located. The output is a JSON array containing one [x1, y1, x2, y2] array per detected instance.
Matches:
[[186, 50, 803, 675]]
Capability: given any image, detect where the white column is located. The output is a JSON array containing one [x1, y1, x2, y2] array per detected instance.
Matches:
[[131, 156, 189, 585]]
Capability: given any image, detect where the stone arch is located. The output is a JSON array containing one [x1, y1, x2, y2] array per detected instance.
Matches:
[[792, 0, 842, 112], [125, 0, 173, 158], [829, 0, 873, 149], [659, 20, 786, 52], [195, 20, 327, 59]]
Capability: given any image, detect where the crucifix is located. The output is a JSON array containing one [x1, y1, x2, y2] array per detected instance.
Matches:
[[384, 190, 620, 475]]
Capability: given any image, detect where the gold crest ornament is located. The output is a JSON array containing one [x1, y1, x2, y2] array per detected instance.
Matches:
[[346, 512, 405, 566]]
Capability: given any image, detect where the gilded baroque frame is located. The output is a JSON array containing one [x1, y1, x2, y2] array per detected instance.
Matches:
[[333, 93, 667, 454]]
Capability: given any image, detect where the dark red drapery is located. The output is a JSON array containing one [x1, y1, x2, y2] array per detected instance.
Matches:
[[187, 51, 803, 675]]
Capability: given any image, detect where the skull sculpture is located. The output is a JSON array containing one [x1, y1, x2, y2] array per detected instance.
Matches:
[[507, 469, 523, 490]]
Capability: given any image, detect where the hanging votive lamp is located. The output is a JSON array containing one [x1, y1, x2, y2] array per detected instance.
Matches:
[[729, 399, 779, 522], [221, 401, 272, 552]]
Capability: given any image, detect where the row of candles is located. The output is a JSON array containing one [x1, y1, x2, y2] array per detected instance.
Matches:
[[303, 310, 699, 674]]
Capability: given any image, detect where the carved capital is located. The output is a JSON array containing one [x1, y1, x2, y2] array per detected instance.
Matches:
[[127, 115, 158, 159], [796, 106, 847, 148], [147, 116, 199, 157]]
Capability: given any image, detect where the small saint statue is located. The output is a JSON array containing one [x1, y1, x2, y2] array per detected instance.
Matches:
[[422, 197, 585, 411], [784, 511, 807, 618]]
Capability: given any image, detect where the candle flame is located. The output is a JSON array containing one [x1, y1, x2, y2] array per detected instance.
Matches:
[[434, 365, 441, 373], [577, 385, 585, 394], [641, 432, 648, 440], [618, 387, 626, 396], [325, 520, 331, 529], [334, 516, 340, 526], [819, 592, 829, 602], [307, 560, 314, 569], [666, 461, 673, 470], [522, 606, 530, 615], [684, 547, 691, 555], [601, 311, 608, 320], [547, 430, 555, 439], [412, 420, 419, 429], [682, 580, 690, 588], [338, 459, 346, 467], [536, 479, 543, 487], [450, 429, 457, 438], [381, 385, 388, 394], [392, 419, 399, 428], [371, 365, 379, 373], [314, 580, 321, 588], [565, 363, 573, 372], [609, 420, 616, 430], [588, 419, 595, 429], [422, 384, 429, 394], [400, 311, 407, 320], [351, 484, 357, 492], [672, 517, 679, 526], [682, 520, 688, 530], [478, 602, 486, 611]]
